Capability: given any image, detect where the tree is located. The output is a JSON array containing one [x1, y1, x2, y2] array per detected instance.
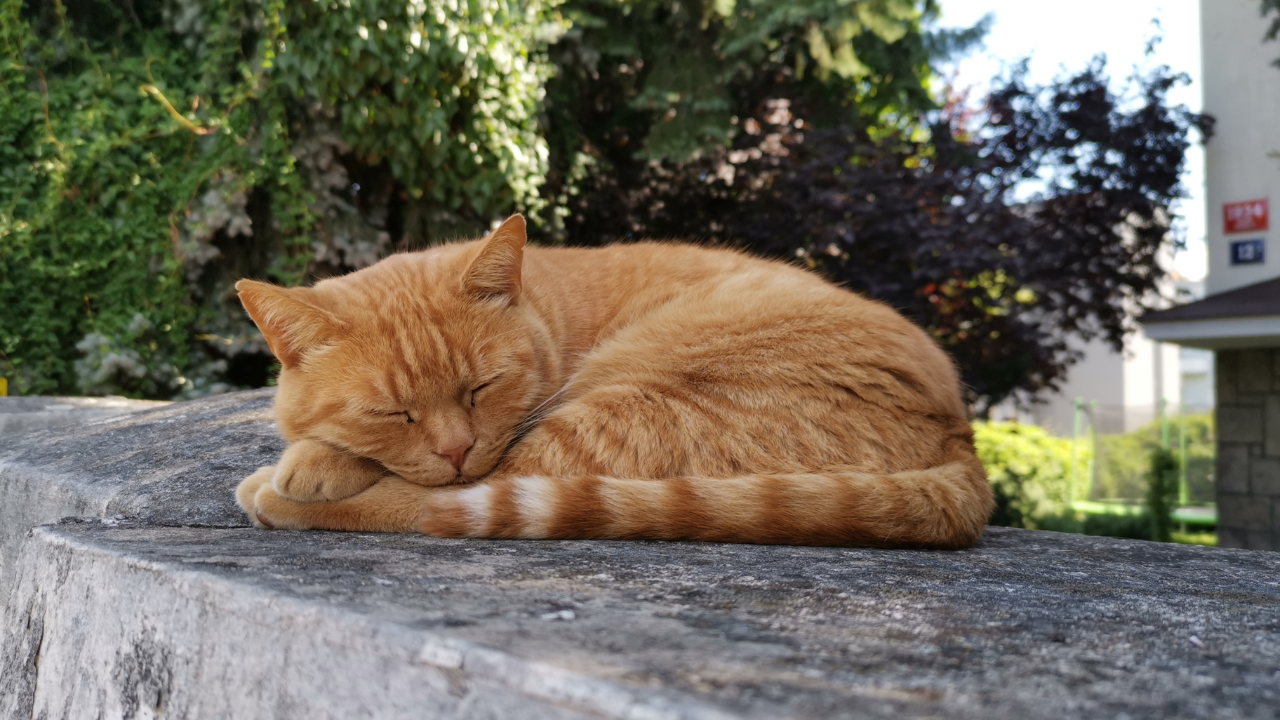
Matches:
[[1264, 0, 1280, 64], [1, 1, 1205, 410], [551, 60, 1211, 409], [535, 0, 985, 237], [2, 0, 556, 396], [2, 0, 964, 398]]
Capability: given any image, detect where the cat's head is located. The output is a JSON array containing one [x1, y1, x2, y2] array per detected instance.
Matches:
[[236, 215, 552, 486]]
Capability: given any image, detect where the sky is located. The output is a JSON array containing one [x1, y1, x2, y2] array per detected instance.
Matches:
[[935, 0, 1207, 280]]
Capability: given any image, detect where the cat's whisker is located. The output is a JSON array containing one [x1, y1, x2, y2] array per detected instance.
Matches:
[[516, 371, 583, 433]]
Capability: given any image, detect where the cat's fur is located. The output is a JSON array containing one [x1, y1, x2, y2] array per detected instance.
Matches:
[[235, 215, 993, 548]]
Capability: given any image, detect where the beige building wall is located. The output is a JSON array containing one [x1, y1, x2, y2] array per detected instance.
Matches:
[[1202, 0, 1280, 294], [1028, 329, 1182, 436]]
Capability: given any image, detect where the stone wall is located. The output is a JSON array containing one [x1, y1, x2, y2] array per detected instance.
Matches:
[[2, 390, 1279, 719], [1215, 348, 1280, 550], [0, 396, 168, 435]]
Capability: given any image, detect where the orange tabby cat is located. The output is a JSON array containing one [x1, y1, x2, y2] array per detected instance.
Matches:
[[234, 215, 993, 548]]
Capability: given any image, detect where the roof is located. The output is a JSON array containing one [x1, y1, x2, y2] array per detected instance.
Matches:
[[1143, 276, 1280, 323]]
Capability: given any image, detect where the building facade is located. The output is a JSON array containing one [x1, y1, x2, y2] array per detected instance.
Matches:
[[1142, 0, 1280, 551]]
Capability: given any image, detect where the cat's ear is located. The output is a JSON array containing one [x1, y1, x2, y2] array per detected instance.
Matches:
[[236, 280, 342, 369], [463, 214, 525, 303]]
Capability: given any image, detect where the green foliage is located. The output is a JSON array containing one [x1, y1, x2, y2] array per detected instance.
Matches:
[[276, 0, 553, 216], [1093, 414, 1214, 503], [977, 416, 1214, 543], [1146, 446, 1180, 543], [1047, 512, 1153, 541], [542, 0, 956, 180], [1, 0, 559, 397], [534, 0, 967, 239], [2, 0, 958, 398], [1171, 530, 1216, 547], [973, 421, 1086, 529], [2, 0, 237, 395]]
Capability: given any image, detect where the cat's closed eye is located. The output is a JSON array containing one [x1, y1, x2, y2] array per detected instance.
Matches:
[[469, 383, 491, 408]]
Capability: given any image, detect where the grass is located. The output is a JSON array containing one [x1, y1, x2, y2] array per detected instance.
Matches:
[[1171, 530, 1217, 547]]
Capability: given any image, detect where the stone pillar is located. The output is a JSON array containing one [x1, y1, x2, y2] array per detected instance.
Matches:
[[1215, 349, 1280, 550]]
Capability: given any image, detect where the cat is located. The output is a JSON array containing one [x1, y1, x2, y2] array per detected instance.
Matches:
[[234, 215, 994, 548]]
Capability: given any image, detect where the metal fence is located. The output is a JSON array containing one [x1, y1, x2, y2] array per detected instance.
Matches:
[[1068, 399, 1216, 525]]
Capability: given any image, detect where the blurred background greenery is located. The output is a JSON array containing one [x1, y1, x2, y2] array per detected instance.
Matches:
[[0, 0, 1207, 407], [976, 412, 1217, 544]]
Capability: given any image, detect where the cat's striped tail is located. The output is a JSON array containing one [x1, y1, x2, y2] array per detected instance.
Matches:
[[419, 457, 993, 549]]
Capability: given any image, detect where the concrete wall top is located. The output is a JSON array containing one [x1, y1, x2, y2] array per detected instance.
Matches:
[[0, 395, 170, 435], [0, 390, 1277, 719]]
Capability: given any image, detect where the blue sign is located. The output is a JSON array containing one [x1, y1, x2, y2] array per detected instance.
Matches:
[[1230, 238, 1265, 265]]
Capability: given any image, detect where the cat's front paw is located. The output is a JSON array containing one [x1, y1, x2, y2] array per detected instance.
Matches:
[[236, 466, 317, 530], [246, 483, 313, 530], [236, 475, 428, 533], [272, 439, 387, 503], [236, 466, 278, 528]]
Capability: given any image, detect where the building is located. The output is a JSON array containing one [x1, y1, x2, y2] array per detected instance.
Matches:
[[1142, 0, 1280, 551], [995, 278, 1212, 439]]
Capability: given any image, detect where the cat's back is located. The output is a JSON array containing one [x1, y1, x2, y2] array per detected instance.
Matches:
[[524, 240, 874, 321], [530, 241, 929, 345], [527, 241, 965, 421], [528, 241, 808, 289]]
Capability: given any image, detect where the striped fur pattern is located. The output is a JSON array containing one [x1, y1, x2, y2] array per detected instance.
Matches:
[[235, 215, 994, 548]]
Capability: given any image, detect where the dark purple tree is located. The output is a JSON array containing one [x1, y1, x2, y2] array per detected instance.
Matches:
[[543, 61, 1211, 411]]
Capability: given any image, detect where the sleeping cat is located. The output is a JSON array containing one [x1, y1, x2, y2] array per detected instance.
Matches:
[[234, 215, 993, 547]]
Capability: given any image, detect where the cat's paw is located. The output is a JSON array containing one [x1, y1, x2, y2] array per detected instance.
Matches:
[[237, 466, 320, 530], [242, 476, 432, 533], [245, 482, 313, 531], [236, 466, 278, 528], [272, 439, 387, 503]]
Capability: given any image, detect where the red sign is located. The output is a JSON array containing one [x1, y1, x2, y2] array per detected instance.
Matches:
[[1224, 198, 1269, 234]]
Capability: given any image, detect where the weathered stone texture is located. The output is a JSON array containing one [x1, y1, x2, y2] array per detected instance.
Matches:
[[0, 389, 273, 589], [1218, 494, 1272, 532], [0, 396, 168, 434], [1, 390, 1278, 719], [1268, 397, 1280, 457], [1253, 458, 1280, 496], [1217, 444, 1250, 493], [1218, 406, 1264, 444], [2, 521, 1279, 720], [1216, 349, 1280, 550], [1238, 349, 1273, 394]]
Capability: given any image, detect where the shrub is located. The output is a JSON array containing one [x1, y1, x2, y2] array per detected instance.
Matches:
[[972, 421, 1087, 529], [1146, 446, 1180, 542], [1093, 413, 1214, 503], [976, 417, 1210, 543], [1, 0, 556, 398]]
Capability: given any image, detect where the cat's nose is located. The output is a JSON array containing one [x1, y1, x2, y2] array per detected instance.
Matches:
[[439, 441, 473, 471]]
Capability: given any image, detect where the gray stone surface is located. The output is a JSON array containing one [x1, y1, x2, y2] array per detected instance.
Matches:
[[1218, 406, 1264, 444], [3, 521, 1279, 720], [1219, 444, 1251, 493], [1239, 350, 1273, 394], [1217, 349, 1280, 550], [0, 395, 169, 434], [0, 389, 274, 589], [1, 389, 1279, 719]]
